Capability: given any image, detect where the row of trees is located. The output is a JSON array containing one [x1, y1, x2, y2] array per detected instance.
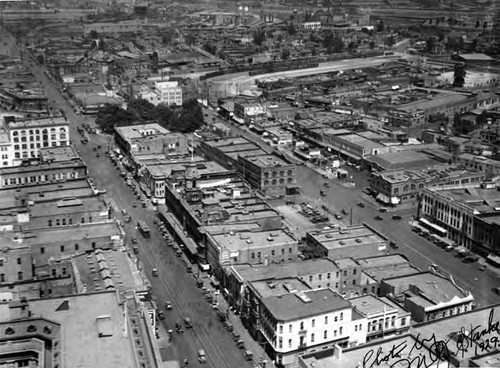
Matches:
[[95, 99, 204, 134]]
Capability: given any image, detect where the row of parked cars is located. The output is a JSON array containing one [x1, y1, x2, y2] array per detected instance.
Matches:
[[298, 203, 329, 223]]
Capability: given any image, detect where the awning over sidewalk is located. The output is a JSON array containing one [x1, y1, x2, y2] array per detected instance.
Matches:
[[376, 193, 391, 204], [487, 253, 500, 267]]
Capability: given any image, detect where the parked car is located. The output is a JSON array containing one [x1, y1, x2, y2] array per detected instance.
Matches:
[[357, 201, 365, 208], [392, 215, 402, 220], [374, 215, 383, 221]]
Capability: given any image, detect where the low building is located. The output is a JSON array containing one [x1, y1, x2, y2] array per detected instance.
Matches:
[[25, 195, 110, 230], [238, 154, 297, 197], [263, 127, 294, 147], [305, 224, 388, 259], [138, 81, 183, 107], [369, 166, 485, 206], [0, 158, 87, 190], [349, 294, 411, 341], [0, 86, 48, 117], [23, 221, 123, 267], [256, 288, 367, 367], [379, 271, 473, 323], [114, 123, 189, 160]]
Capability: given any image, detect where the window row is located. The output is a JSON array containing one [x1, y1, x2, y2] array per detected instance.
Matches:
[[12, 127, 66, 136]]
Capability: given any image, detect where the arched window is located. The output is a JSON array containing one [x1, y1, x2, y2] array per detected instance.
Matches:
[[5, 327, 14, 335], [27, 325, 37, 333]]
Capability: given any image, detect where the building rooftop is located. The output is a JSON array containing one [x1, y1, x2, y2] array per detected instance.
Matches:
[[396, 92, 469, 113], [300, 335, 438, 368], [350, 294, 400, 316], [308, 224, 387, 251], [0, 158, 85, 175], [212, 229, 296, 253], [115, 123, 170, 140], [412, 304, 500, 361], [6, 116, 67, 129], [21, 221, 121, 246], [39, 146, 79, 163], [240, 153, 292, 168], [336, 133, 384, 150], [29, 196, 107, 217], [366, 150, 439, 171], [431, 186, 500, 213], [147, 160, 229, 179], [250, 277, 311, 298], [28, 291, 138, 368], [230, 258, 339, 284], [263, 288, 351, 322], [356, 254, 410, 269], [383, 272, 471, 305], [72, 248, 148, 295]]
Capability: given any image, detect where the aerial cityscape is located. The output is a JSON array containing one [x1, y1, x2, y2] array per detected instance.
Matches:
[[0, 0, 499, 367]]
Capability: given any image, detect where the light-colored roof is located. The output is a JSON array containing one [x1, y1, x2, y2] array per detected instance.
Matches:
[[350, 294, 399, 316], [212, 229, 296, 253], [308, 224, 387, 250], [263, 288, 351, 322], [7, 116, 67, 129], [240, 153, 292, 168], [383, 272, 470, 305], [230, 258, 339, 283], [115, 123, 170, 140], [251, 277, 311, 298], [28, 291, 137, 368]]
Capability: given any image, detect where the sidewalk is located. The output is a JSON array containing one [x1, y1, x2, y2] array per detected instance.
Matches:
[[197, 274, 273, 367]]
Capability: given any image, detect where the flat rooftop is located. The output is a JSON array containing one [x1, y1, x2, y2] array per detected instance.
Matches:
[[7, 116, 67, 129], [115, 123, 170, 140], [336, 133, 384, 150], [300, 335, 438, 368], [384, 272, 470, 305], [412, 304, 500, 361], [203, 136, 253, 148], [21, 221, 120, 245], [251, 277, 311, 298], [30, 196, 106, 217], [356, 254, 411, 269], [241, 153, 291, 168], [308, 224, 386, 250], [434, 187, 500, 213], [366, 150, 439, 171], [212, 229, 296, 253], [263, 288, 351, 322], [0, 159, 84, 175], [148, 160, 229, 178], [350, 294, 400, 317], [230, 258, 339, 283], [40, 146, 79, 162], [28, 291, 137, 368], [73, 249, 147, 294]]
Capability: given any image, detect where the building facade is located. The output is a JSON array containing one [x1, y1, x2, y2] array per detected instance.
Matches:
[[238, 154, 296, 197]]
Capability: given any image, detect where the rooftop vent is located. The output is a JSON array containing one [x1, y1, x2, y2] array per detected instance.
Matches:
[[296, 292, 312, 303]]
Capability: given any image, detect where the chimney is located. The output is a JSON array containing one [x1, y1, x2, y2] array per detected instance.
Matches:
[[333, 344, 342, 360]]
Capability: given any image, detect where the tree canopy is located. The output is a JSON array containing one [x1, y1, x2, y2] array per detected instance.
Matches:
[[95, 99, 204, 134]]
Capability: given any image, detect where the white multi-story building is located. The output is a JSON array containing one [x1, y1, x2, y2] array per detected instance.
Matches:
[[1, 116, 69, 166], [138, 81, 183, 107], [257, 288, 367, 367]]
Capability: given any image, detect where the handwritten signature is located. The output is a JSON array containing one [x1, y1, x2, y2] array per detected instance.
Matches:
[[362, 308, 500, 368]]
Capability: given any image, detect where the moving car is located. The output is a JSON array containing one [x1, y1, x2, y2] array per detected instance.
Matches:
[[374, 215, 383, 221], [357, 201, 365, 208], [165, 301, 173, 310], [392, 215, 402, 220], [152, 268, 159, 277]]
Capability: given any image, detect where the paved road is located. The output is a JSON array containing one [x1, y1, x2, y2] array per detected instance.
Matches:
[[296, 165, 500, 308], [21, 47, 255, 368]]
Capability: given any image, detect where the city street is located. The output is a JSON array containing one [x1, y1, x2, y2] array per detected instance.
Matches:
[[295, 165, 500, 308], [21, 49, 256, 368]]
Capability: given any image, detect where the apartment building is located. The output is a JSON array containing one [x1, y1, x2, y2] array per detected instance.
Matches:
[[4, 116, 70, 166], [256, 288, 367, 367]]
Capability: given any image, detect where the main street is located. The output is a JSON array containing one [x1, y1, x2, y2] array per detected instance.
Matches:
[[21, 47, 255, 368]]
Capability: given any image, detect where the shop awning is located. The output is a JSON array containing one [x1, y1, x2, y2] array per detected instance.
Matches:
[[390, 197, 400, 205], [376, 193, 391, 204], [487, 254, 500, 267]]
